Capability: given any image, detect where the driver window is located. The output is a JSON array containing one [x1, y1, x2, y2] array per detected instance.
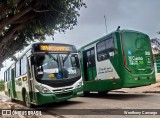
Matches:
[[71, 55, 80, 68]]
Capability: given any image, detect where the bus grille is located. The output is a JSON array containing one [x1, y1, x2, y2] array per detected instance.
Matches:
[[56, 92, 73, 98], [53, 87, 73, 92]]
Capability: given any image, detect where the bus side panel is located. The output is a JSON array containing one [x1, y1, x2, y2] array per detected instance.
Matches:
[[97, 79, 122, 91], [83, 80, 99, 92], [11, 68, 17, 99], [14, 77, 23, 101], [4, 71, 9, 96], [95, 35, 122, 91], [4, 82, 9, 96], [80, 34, 123, 92]]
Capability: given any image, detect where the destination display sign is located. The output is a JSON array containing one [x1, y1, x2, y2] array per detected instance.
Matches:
[[32, 43, 77, 53], [40, 45, 70, 52]]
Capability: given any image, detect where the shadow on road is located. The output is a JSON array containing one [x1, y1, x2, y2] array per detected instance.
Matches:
[[4, 92, 155, 110], [82, 92, 153, 100], [36, 100, 84, 109]]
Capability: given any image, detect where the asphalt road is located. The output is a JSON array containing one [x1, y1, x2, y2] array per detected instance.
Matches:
[[1, 91, 160, 118], [35, 92, 160, 118]]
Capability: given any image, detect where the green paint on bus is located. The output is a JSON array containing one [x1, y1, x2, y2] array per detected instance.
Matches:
[[4, 43, 83, 107], [79, 30, 155, 95]]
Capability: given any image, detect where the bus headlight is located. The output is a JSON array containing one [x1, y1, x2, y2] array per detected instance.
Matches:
[[76, 81, 83, 88], [35, 85, 52, 93]]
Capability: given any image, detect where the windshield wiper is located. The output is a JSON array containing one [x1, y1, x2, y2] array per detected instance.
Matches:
[[46, 52, 57, 62], [63, 52, 70, 63]]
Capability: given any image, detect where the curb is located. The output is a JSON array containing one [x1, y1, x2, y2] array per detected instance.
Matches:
[[143, 91, 160, 93]]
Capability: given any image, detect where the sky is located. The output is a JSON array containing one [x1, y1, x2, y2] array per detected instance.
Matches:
[[0, 0, 160, 79]]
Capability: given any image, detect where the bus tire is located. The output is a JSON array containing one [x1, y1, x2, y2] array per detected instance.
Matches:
[[83, 91, 90, 96], [9, 90, 15, 102], [98, 91, 108, 96], [24, 92, 32, 108]]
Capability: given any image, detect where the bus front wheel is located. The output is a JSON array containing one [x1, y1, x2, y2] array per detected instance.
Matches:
[[9, 90, 15, 102], [24, 92, 32, 108]]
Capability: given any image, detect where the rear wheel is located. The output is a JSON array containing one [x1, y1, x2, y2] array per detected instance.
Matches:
[[83, 91, 90, 96], [98, 91, 108, 96]]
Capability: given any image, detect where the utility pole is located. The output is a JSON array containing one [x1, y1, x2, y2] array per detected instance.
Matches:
[[104, 15, 107, 34]]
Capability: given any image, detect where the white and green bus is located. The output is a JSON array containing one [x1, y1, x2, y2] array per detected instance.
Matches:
[[4, 43, 83, 107], [79, 30, 155, 95]]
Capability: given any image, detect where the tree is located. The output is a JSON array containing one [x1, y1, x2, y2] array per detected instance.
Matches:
[[0, 0, 86, 68], [151, 38, 160, 55], [0, 80, 4, 91]]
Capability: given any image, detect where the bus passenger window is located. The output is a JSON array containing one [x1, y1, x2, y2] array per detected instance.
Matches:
[[97, 37, 115, 61]]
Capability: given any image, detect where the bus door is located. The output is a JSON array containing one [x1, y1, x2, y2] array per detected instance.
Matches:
[[27, 57, 36, 103], [83, 48, 97, 81], [11, 67, 17, 98], [14, 61, 23, 100], [96, 37, 120, 81]]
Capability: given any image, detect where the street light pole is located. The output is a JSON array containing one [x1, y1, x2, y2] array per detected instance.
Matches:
[[104, 15, 107, 34]]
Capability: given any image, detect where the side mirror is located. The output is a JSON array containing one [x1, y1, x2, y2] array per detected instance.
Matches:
[[108, 48, 115, 57], [109, 51, 115, 57], [71, 55, 80, 68]]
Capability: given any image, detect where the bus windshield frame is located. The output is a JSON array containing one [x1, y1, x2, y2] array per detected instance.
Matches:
[[31, 52, 81, 87]]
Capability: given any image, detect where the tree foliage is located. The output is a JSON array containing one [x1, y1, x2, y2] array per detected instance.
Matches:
[[0, 0, 86, 67], [151, 38, 160, 56], [0, 80, 4, 91]]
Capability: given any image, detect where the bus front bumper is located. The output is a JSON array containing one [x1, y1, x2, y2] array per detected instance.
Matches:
[[35, 87, 83, 105]]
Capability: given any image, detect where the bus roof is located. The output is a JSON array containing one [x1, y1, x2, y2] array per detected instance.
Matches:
[[15, 42, 76, 59], [4, 42, 77, 71], [79, 29, 149, 51], [31, 42, 75, 47]]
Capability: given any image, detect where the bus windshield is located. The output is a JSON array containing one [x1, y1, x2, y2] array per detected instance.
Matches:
[[122, 31, 153, 74], [33, 53, 81, 81]]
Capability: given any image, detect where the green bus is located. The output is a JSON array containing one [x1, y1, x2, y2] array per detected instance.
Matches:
[[79, 30, 155, 95], [4, 43, 83, 107]]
